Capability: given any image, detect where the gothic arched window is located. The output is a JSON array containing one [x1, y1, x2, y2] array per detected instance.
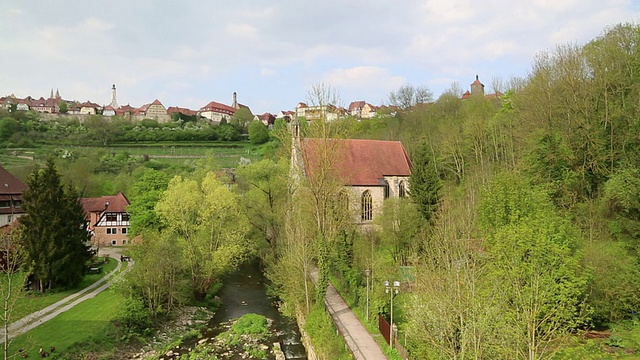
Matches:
[[399, 181, 407, 198], [361, 190, 373, 221], [383, 180, 390, 199]]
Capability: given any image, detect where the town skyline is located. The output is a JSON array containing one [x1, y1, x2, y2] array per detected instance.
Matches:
[[1, 1, 639, 115]]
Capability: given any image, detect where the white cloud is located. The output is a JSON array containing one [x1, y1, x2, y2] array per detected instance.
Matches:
[[225, 23, 258, 40], [324, 66, 404, 88]]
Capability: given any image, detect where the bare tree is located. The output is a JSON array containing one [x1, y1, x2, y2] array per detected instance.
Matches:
[[388, 84, 434, 110], [0, 225, 25, 360]]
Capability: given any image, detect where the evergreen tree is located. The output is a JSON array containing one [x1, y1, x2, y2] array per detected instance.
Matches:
[[20, 159, 92, 292], [409, 143, 442, 222]]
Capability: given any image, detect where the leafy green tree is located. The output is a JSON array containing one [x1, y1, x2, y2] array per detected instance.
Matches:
[[155, 172, 253, 300], [377, 198, 426, 266], [480, 172, 589, 359], [232, 107, 254, 132], [248, 120, 270, 145], [85, 115, 120, 146], [59, 101, 68, 114], [121, 231, 186, 315], [0, 117, 21, 142], [126, 168, 171, 236], [235, 159, 288, 247], [19, 159, 92, 292], [409, 143, 442, 223]]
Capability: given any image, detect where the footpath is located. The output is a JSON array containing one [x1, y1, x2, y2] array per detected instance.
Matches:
[[310, 270, 387, 360], [0, 259, 133, 343]]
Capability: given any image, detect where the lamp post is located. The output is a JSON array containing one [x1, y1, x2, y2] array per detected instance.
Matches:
[[385, 280, 400, 347], [364, 269, 371, 322]]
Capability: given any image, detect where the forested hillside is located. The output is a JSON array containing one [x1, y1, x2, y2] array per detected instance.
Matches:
[[336, 22, 640, 358]]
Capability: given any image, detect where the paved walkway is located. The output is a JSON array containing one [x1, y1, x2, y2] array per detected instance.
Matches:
[[311, 270, 387, 360], [0, 257, 133, 343]]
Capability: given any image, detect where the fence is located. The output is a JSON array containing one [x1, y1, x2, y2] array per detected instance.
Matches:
[[378, 314, 410, 360]]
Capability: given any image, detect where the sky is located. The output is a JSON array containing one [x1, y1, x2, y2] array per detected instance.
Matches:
[[1, 1, 639, 115]]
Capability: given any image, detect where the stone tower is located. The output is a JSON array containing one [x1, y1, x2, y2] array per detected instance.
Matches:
[[232, 92, 238, 109], [110, 84, 119, 108], [470, 75, 485, 97]]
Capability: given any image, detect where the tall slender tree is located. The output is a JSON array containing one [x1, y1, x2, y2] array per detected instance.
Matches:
[[20, 159, 92, 292]]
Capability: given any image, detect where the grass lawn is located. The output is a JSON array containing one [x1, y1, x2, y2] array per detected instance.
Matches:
[[11, 257, 118, 321], [7, 288, 125, 358]]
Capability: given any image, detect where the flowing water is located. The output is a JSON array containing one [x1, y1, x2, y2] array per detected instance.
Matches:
[[166, 260, 307, 360]]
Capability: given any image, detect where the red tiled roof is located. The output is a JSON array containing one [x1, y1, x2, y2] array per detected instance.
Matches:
[[167, 106, 197, 116], [151, 99, 163, 106], [80, 192, 130, 219], [301, 138, 412, 186], [0, 166, 27, 195], [349, 101, 366, 111], [461, 91, 471, 100], [296, 102, 307, 108], [471, 75, 483, 86], [200, 101, 236, 114]]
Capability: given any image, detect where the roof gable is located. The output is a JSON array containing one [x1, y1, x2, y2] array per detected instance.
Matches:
[[0, 166, 27, 194], [80, 192, 130, 216], [301, 138, 412, 186]]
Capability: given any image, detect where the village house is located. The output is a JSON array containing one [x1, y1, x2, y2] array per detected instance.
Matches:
[[199, 100, 237, 124], [295, 102, 344, 121], [348, 101, 378, 119], [80, 192, 132, 247], [70, 101, 102, 115], [135, 99, 170, 122], [254, 112, 276, 127], [0, 166, 27, 228], [291, 121, 411, 225]]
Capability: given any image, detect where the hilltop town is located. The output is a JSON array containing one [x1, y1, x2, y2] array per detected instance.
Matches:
[[0, 76, 504, 130]]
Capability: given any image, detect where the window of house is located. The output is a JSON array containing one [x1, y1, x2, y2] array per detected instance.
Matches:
[[383, 180, 390, 199], [123, 240, 127, 245], [121, 213, 130, 222], [122, 228, 127, 234], [0, 201, 10, 208], [7, 215, 12, 223], [399, 181, 407, 198], [105, 213, 117, 222], [106, 228, 117, 235], [361, 190, 373, 221], [111, 240, 117, 245]]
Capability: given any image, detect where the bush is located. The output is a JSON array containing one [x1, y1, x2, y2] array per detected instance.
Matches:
[[116, 297, 153, 336], [304, 305, 352, 360]]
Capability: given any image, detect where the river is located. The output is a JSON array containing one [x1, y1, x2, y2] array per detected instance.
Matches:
[[167, 260, 307, 360]]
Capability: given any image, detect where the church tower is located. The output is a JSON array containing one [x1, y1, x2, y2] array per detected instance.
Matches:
[[232, 92, 238, 109], [109, 84, 119, 108]]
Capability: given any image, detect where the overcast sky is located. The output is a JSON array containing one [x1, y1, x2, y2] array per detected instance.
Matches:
[[1, 1, 639, 115]]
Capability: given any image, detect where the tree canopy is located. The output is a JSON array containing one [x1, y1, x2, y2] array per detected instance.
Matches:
[[19, 159, 92, 292]]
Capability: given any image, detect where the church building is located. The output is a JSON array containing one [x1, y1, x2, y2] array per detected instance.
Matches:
[[291, 124, 412, 225]]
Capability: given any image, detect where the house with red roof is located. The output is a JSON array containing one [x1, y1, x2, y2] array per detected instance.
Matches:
[[167, 106, 198, 117], [135, 99, 170, 122], [80, 192, 132, 247], [0, 166, 27, 228], [199, 101, 237, 124], [293, 132, 412, 225], [254, 112, 276, 127]]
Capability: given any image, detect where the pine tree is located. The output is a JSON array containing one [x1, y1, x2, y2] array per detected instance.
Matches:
[[409, 143, 442, 223], [20, 159, 91, 292]]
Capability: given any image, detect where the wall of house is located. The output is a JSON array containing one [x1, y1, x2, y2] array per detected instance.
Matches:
[[93, 226, 130, 247], [0, 213, 24, 228]]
